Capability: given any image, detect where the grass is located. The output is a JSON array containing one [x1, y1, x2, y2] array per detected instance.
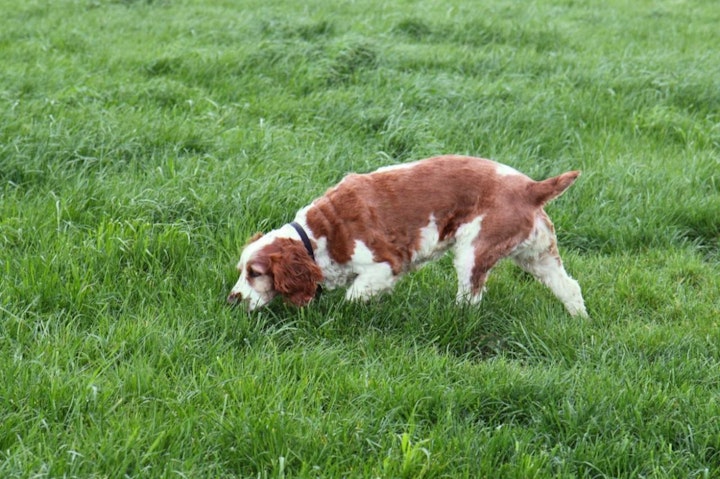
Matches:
[[1, 0, 719, 477]]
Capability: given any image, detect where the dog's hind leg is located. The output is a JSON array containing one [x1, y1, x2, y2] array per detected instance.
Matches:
[[511, 213, 588, 317]]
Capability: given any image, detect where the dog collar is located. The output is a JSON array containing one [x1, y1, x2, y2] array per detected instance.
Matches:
[[289, 221, 322, 298], [290, 222, 315, 260]]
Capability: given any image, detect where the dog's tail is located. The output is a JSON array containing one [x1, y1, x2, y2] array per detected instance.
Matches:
[[526, 170, 581, 207]]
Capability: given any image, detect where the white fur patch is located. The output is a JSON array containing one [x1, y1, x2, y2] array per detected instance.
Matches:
[[230, 240, 268, 309], [495, 162, 522, 177], [511, 216, 588, 317], [312, 237, 349, 289], [345, 240, 395, 301], [374, 161, 420, 173], [349, 239, 375, 265], [452, 216, 484, 302], [411, 214, 450, 266]]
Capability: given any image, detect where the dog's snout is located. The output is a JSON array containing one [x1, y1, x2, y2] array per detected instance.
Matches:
[[227, 291, 243, 305]]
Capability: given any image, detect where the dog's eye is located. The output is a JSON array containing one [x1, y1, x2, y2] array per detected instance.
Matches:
[[247, 269, 261, 278]]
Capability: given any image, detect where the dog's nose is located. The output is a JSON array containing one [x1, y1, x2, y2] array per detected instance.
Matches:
[[227, 291, 243, 305]]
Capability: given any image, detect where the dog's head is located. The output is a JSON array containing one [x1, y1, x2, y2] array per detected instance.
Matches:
[[228, 232, 323, 311]]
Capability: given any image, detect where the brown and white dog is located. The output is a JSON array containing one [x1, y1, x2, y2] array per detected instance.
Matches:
[[228, 155, 588, 317]]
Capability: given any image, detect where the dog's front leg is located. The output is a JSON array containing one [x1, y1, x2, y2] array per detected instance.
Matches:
[[345, 262, 396, 301]]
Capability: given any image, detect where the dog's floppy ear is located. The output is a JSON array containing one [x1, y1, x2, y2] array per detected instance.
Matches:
[[269, 240, 323, 306]]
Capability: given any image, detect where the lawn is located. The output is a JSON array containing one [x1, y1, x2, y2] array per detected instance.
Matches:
[[1, 0, 719, 477]]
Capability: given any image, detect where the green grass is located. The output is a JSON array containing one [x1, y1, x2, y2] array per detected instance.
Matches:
[[1, 0, 719, 477]]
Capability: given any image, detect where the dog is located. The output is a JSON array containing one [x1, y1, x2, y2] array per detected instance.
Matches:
[[228, 155, 587, 317]]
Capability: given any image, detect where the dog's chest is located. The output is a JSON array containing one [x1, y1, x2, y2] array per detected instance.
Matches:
[[312, 237, 357, 288]]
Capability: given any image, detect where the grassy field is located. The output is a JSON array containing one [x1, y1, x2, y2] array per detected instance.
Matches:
[[1, 0, 719, 477]]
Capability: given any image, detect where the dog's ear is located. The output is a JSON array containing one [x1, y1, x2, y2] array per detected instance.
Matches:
[[269, 241, 323, 306]]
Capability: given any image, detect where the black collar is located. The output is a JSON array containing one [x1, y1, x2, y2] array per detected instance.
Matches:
[[290, 221, 315, 260], [289, 221, 323, 298]]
